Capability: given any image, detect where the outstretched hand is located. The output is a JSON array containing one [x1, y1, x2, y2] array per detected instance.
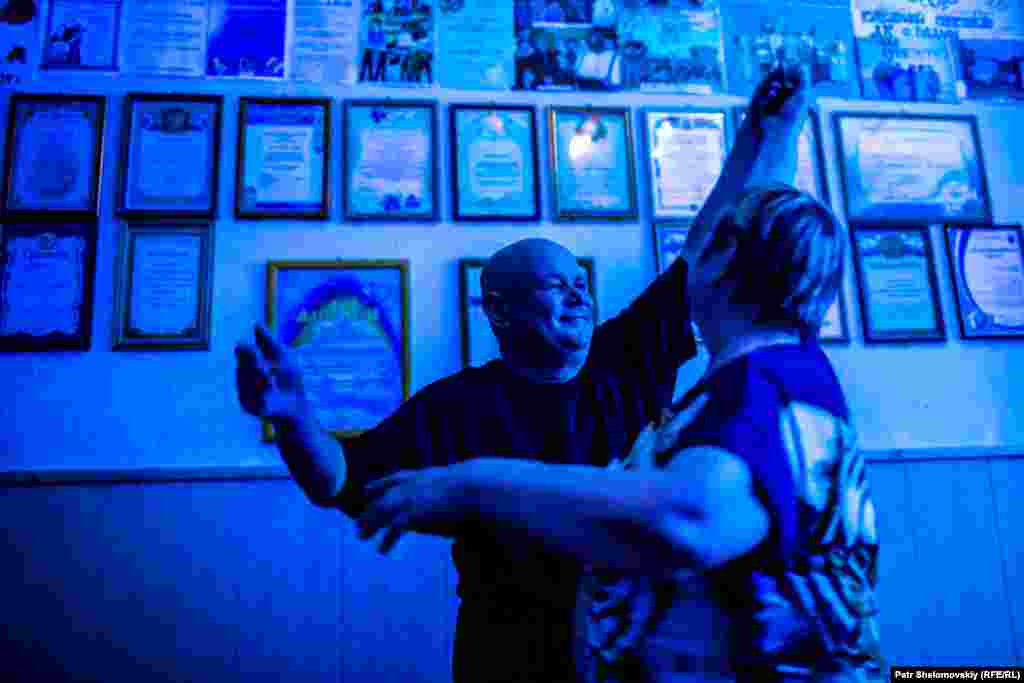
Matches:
[[234, 322, 308, 421], [748, 64, 813, 138]]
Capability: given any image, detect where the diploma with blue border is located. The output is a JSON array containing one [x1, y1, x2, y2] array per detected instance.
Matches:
[[945, 225, 1024, 339], [121, 95, 221, 217], [851, 226, 945, 342], [237, 98, 330, 219], [4, 95, 104, 216], [0, 223, 97, 352], [264, 260, 410, 440], [451, 105, 539, 221], [344, 101, 437, 221]]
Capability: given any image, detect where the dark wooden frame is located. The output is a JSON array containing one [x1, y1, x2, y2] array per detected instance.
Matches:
[[2, 94, 106, 220], [112, 223, 216, 350], [849, 224, 947, 343], [118, 93, 223, 220], [642, 107, 730, 222], [342, 99, 440, 222], [262, 259, 411, 442], [235, 97, 332, 220], [0, 222, 98, 352], [448, 103, 541, 222], [943, 223, 1024, 340], [459, 257, 597, 368], [832, 111, 992, 226], [547, 106, 638, 222]]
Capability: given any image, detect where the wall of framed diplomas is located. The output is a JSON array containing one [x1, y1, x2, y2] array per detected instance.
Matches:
[[2, 80, 1022, 462], [2, 1, 1024, 680]]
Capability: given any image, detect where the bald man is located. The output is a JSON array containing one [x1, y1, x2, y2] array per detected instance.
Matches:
[[236, 67, 804, 683]]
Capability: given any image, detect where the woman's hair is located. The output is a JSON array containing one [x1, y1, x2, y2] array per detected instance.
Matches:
[[714, 183, 846, 336]]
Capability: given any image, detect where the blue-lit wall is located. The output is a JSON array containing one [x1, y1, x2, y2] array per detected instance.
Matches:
[[3, 6, 1024, 682]]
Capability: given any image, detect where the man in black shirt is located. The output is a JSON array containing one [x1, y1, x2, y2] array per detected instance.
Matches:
[[236, 67, 804, 683]]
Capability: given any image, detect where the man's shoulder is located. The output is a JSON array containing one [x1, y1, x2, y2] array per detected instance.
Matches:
[[411, 360, 505, 401]]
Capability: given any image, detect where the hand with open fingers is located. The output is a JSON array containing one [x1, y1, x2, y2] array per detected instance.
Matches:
[[749, 63, 813, 137], [234, 322, 308, 421], [356, 465, 469, 555]]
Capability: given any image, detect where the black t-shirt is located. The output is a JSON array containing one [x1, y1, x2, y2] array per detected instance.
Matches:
[[337, 260, 696, 683]]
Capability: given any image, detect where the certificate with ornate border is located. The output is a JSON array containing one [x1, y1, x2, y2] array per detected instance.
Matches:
[[734, 107, 830, 204], [850, 225, 946, 343], [0, 222, 97, 352], [2, 94, 105, 219], [118, 94, 223, 219], [460, 257, 596, 368], [833, 112, 991, 226], [944, 224, 1024, 340], [263, 260, 410, 441], [548, 106, 637, 221], [112, 223, 215, 350], [343, 100, 439, 222], [236, 97, 331, 220], [450, 104, 540, 222], [643, 109, 728, 221]]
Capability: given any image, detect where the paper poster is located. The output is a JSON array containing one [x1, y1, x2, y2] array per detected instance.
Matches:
[[207, 0, 286, 78], [292, 0, 361, 84], [0, 0, 41, 87]]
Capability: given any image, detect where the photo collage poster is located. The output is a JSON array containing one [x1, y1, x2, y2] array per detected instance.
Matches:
[[357, 0, 435, 86], [851, 0, 1024, 103], [720, 0, 858, 98], [513, 0, 725, 93]]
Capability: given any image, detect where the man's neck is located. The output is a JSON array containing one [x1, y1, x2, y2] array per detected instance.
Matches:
[[501, 351, 586, 384]]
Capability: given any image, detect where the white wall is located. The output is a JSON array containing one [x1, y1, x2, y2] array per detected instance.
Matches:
[[2, 58, 1023, 471]]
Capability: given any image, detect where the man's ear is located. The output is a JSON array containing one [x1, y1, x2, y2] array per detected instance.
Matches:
[[482, 290, 512, 329]]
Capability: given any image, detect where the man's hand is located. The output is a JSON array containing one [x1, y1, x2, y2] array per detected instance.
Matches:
[[357, 464, 472, 554], [234, 323, 309, 421]]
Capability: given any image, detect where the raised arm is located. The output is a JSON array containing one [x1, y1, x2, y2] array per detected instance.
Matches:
[[681, 64, 811, 271], [235, 323, 348, 510]]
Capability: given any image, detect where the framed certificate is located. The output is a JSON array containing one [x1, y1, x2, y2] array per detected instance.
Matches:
[[112, 223, 216, 350], [944, 224, 1024, 340], [850, 225, 946, 343], [236, 98, 331, 220], [0, 222, 97, 352], [263, 260, 410, 441], [118, 94, 223, 219], [548, 107, 637, 221], [343, 100, 439, 222], [2, 94, 105, 219], [734, 107, 830, 204], [833, 113, 991, 226], [460, 257, 596, 368], [449, 104, 540, 222], [643, 109, 728, 221]]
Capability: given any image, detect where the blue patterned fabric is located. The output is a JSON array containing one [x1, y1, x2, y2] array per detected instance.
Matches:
[[576, 341, 883, 683]]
